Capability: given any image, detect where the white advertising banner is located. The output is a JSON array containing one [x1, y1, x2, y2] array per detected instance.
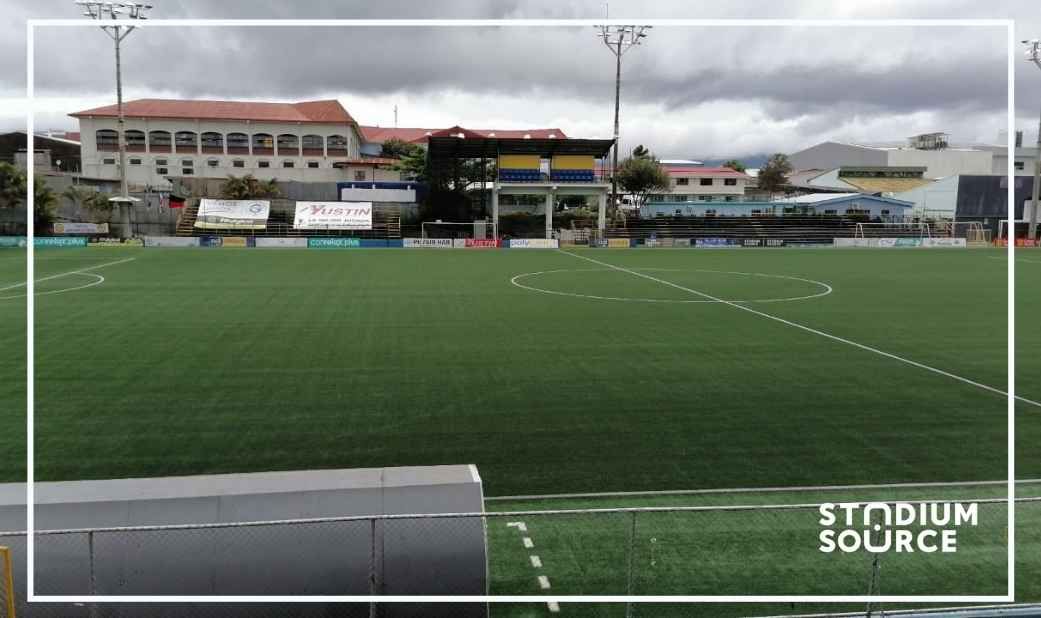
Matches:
[[294, 202, 373, 230], [509, 238, 559, 249], [54, 222, 108, 234], [921, 238, 967, 248], [404, 238, 453, 248], [195, 199, 270, 230], [143, 236, 200, 247], [255, 237, 308, 248]]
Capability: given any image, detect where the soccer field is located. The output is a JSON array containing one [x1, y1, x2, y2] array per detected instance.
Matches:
[[0, 246, 1038, 494]]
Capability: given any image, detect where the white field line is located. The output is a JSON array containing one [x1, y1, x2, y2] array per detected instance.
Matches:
[[0, 257, 136, 291], [538, 575, 551, 590], [505, 521, 556, 612], [547, 601, 561, 613], [0, 272, 104, 301], [522, 537, 534, 548], [560, 250, 1041, 409], [484, 478, 1041, 502], [530, 555, 542, 568], [988, 256, 1041, 265]]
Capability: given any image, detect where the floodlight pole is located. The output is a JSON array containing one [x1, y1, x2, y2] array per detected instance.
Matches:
[[598, 25, 650, 211], [1026, 40, 1041, 241], [78, 1, 151, 238]]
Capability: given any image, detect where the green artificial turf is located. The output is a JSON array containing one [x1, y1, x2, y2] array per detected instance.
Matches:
[[0, 246, 1036, 495]]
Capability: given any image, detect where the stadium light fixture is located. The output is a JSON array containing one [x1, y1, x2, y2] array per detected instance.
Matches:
[[1023, 39, 1041, 240], [595, 24, 651, 212], [75, 0, 151, 236]]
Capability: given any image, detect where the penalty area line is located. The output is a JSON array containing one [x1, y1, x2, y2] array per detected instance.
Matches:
[[559, 250, 1040, 409], [0, 257, 137, 291]]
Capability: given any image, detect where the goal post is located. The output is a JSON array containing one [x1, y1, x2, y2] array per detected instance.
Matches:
[[854, 222, 932, 239], [420, 220, 495, 240], [0, 546, 14, 618]]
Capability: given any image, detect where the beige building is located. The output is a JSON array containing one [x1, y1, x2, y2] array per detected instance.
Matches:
[[71, 98, 399, 189], [649, 161, 751, 203]]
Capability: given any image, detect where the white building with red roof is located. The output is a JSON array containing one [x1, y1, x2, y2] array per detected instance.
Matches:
[[647, 161, 752, 204], [70, 98, 399, 188]]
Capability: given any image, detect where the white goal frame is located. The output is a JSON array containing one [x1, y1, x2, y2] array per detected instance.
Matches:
[[420, 220, 495, 239], [854, 221, 932, 239]]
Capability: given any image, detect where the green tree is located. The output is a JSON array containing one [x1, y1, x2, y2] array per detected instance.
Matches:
[[380, 138, 424, 159], [394, 148, 428, 182], [33, 177, 57, 231], [722, 159, 747, 173], [0, 162, 26, 208], [757, 153, 793, 195], [65, 185, 115, 222], [219, 174, 281, 200], [616, 155, 670, 209], [631, 144, 650, 159]]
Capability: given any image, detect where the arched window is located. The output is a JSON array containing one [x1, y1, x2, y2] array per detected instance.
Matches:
[[124, 130, 145, 152], [201, 132, 223, 154], [252, 133, 274, 155], [277, 134, 299, 156], [95, 129, 118, 151], [327, 134, 347, 156], [301, 134, 324, 156], [174, 131, 197, 153], [227, 132, 249, 154], [148, 130, 171, 152]]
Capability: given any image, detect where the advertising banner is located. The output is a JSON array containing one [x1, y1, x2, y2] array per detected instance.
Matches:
[[294, 202, 372, 231], [695, 238, 737, 248], [54, 222, 109, 235], [88, 238, 125, 247], [742, 239, 762, 247], [465, 238, 499, 248], [222, 236, 250, 248], [0, 237, 27, 248], [921, 238, 967, 248], [764, 238, 786, 247], [673, 238, 691, 247], [195, 199, 270, 230], [199, 236, 223, 247], [995, 238, 1039, 247], [308, 237, 361, 248], [404, 238, 453, 248], [607, 238, 630, 248], [256, 238, 307, 248], [144, 236, 200, 247], [35, 237, 88, 247], [509, 238, 559, 249]]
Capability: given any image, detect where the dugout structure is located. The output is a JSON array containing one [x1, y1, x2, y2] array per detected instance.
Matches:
[[426, 134, 614, 239]]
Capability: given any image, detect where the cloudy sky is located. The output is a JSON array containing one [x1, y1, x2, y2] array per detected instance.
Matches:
[[2, 0, 1040, 160]]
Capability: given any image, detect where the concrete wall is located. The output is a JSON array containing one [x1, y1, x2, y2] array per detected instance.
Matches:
[[0, 466, 487, 618], [885, 148, 992, 179]]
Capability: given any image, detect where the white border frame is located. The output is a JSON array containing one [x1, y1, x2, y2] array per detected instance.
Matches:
[[24, 17, 1016, 605]]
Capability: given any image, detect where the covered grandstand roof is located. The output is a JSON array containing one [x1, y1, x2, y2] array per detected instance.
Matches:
[[426, 135, 614, 161], [360, 125, 568, 144], [774, 192, 913, 207], [70, 99, 357, 125]]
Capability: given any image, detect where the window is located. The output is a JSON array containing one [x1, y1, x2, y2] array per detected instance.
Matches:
[[95, 129, 118, 151], [125, 130, 146, 151], [207, 159, 219, 167], [698, 195, 711, 201], [676, 177, 689, 186], [182, 168, 194, 175], [699, 178, 713, 186], [307, 161, 319, 168], [258, 160, 270, 168], [824, 209, 837, 215], [283, 161, 295, 168], [277, 134, 300, 155], [880, 209, 890, 216], [201, 132, 223, 153], [227, 132, 249, 154], [1015, 161, 1025, 170], [252, 133, 274, 154], [724, 178, 737, 186], [102, 158, 116, 165], [704, 209, 717, 216], [232, 159, 245, 168], [129, 158, 142, 165], [724, 196, 735, 202], [302, 134, 324, 155], [155, 158, 168, 166], [174, 131, 197, 152], [327, 134, 348, 155], [181, 159, 193, 167], [148, 130, 172, 152], [354, 170, 367, 181], [156, 167, 168, 175]]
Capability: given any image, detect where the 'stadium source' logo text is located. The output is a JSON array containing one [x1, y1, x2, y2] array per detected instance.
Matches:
[[819, 502, 978, 554]]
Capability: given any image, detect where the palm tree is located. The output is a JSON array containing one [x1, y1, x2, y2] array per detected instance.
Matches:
[[220, 174, 281, 199], [0, 162, 27, 209]]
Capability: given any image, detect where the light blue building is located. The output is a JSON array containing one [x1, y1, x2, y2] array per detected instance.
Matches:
[[639, 192, 913, 219]]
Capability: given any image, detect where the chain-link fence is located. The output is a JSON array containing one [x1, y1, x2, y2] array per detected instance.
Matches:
[[0, 496, 1035, 617]]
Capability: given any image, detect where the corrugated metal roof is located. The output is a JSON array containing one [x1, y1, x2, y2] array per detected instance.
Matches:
[[359, 125, 568, 144], [70, 99, 356, 124]]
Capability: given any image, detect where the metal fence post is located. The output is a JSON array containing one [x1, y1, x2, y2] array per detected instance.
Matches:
[[625, 511, 637, 618], [88, 531, 99, 618], [369, 518, 377, 618]]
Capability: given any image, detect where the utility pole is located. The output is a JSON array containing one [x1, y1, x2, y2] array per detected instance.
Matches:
[[1024, 39, 1041, 242], [77, 1, 152, 238], [596, 23, 651, 210]]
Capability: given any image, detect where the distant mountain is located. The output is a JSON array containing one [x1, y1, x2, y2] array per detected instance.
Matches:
[[698, 154, 772, 169]]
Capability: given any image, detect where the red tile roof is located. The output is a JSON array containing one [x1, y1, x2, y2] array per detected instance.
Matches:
[[664, 166, 749, 177], [70, 99, 356, 125], [359, 124, 568, 144]]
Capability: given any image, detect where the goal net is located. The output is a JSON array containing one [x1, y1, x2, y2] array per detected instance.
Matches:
[[935, 221, 991, 245], [854, 222, 932, 239], [421, 220, 495, 239]]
